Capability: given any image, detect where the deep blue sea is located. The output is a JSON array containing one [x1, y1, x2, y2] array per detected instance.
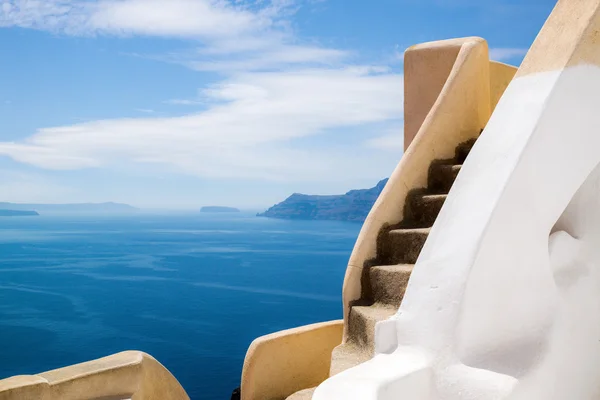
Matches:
[[0, 213, 361, 399]]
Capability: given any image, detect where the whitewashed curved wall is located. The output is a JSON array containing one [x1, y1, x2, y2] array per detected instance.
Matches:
[[314, 0, 600, 398]]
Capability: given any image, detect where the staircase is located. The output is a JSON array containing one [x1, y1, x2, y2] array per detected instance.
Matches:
[[285, 137, 478, 400]]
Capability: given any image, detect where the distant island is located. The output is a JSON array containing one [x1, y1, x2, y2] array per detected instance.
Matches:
[[200, 206, 240, 213], [257, 178, 389, 222], [0, 209, 39, 217], [0, 202, 138, 215]]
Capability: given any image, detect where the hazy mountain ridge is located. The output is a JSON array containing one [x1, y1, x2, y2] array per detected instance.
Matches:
[[0, 202, 138, 214], [257, 179, 389, 222], [0, 209, 39, 217]]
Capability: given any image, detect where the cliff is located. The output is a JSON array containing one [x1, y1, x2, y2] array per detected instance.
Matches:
[[257, 178, 388, 222]]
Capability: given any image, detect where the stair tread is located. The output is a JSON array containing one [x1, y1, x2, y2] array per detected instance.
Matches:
[[330, 343, 372, 376], [351, 304, 397, 320], [389, 227, 431, 235], [286, 387, 316, 400], [431, 163, 462, 170], [371, 263, 414, 272], [369, 264, 414, 307], [419, 193, 448, 200]]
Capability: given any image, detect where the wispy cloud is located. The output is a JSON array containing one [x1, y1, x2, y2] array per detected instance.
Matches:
[[1, 0, 347, 72], [180, 44, 348, 72], [0, 68, 403, 181], [163, 99, 204, 106], [0, 0, 265, 38], [489, 47, 528, 62], [135, 108, 155, 114], [0, 1, 403, 188]]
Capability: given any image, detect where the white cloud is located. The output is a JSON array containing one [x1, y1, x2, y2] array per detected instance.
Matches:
[[184, 44, 347, 72], [1, 0, 346, 72], [0, 0, 265, 38], [135, 108, 155, 113], [489, 47, 528, 62], [0, 68, 403, 181], [0, 0, 404, 190], [163, 99, 204, 106]]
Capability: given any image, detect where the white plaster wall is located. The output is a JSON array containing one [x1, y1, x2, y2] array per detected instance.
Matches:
[[507, 161, 600, 399], [314, 64, 600, 400]]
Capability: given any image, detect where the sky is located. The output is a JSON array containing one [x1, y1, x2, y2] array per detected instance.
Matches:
[[0, 0, 557, 210]]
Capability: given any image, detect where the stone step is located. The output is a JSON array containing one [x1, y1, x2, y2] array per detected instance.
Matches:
[[379, 228, 430, 265], [347, 305, 397, 349], [330, 343, 372, 376], [428, 163, 462, 193], [406, 193, 447, 227], [455, 138, 477, 164], [286, 387, 316, 400], [369, 264, 414, 307], [326, 134, 481, 387]]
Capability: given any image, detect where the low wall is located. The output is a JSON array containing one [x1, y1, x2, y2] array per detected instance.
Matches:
[[241, 320, 343, 400], [0, 351, 188, 400]]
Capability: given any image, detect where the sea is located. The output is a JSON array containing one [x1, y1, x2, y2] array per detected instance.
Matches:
[[0, 212, 362, 399]]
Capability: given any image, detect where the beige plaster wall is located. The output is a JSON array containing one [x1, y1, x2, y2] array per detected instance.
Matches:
[[0, 351, 188, 400], [403, 40, 462, 150], [517, 0, 600, 77], [341, 37, 493, 343], [241, 320, 343, 400], [490, 61, 518, 112]]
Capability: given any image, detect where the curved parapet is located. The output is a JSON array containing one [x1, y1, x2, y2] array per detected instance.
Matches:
[[241, 320, 343, 400], [0, 351, 188, 400], [341, 37, 518, 343], [315, 0, 600, 398]]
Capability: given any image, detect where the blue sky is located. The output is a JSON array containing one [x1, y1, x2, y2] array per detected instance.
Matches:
[[0, 0, 555, 210]]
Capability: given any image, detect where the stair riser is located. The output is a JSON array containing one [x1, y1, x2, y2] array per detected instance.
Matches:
[[406, 195, 446, 227], [428, 164, 461, 193], [347, 309, 378, 349], [369, 267, 412, 307], [380, 231, 429, 265], [455, 138, 477, 164]]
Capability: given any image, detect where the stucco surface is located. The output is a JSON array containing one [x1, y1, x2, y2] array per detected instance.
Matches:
[[518, 0, 600, 76], [314, 2, 600, 397], [403, 39, 463, 150], [489, 61, 517, 112], [0, 351, 188, 400], [340, 37, 492, 343], [241, 320, 343, 400]]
